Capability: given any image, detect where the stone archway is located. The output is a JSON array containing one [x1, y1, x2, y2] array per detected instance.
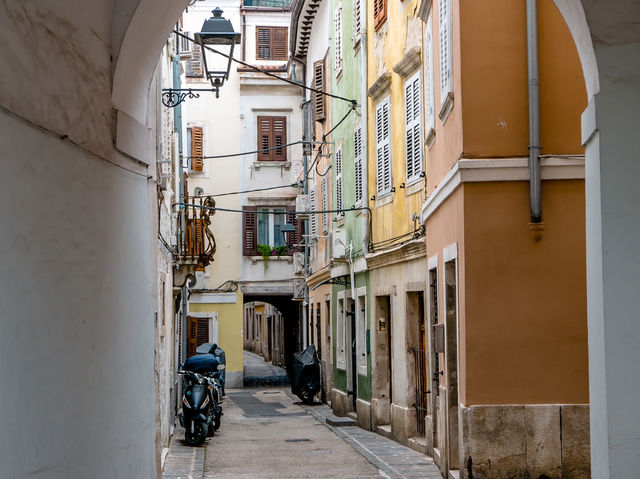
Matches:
[[0, 1, 191, 478], [552, 2, 640, 477]]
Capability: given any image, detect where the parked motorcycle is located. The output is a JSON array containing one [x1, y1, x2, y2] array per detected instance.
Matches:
[[177, 369, 223, 446]]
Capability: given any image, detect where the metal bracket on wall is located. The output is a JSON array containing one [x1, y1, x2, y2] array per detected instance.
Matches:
[[161, 88, 219, 107]]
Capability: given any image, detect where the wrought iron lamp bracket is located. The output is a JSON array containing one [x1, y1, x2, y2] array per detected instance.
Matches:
[[161, 88, 219, 107]]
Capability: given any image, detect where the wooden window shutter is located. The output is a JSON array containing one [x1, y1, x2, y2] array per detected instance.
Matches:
[[286, 205, 301, 254], [272, 27, 288, 61], [243, 206, 258, 256], [187, 317, 197, 357], [313, 60, 325, 121], [257, 116, 272, 161], [191, 126, 204, 172], [271, 117, 287, 161], [404, 72, 422, 181], [374, 0, 387, 30], [425, 14, 436, 131], [256, 27, 288, 61], [439, 0, 453, 104], [256, 27, 271, 59], [376, 99, 391, 194], [196, 318, 209, 346], [309, 188, 317, 236]]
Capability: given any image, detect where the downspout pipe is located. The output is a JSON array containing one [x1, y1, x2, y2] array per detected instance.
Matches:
[[360, 0, 369, 251], [526, 0, 542, 223]]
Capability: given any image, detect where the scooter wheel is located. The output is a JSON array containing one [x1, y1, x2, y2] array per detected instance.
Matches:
[[214, 416, 221, 431], [185, 421, 207, 446]]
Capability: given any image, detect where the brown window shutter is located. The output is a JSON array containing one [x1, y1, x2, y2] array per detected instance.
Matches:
[[286, 206, 299, 254], [243, 206, 258, 256], [187, 317, 197, 358], [272, 27, 288, 61], [313, 60, 325, 121], [196, 318, 209, 347], [191, 126, 204, 172], [256, 27, 271, 59], [257, 116, 272, 161], [374, 0, 387, 29], [271, 117, 287, 161]]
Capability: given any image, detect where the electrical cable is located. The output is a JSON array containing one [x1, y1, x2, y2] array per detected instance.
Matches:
[[174, 30, 358, 106], [187, 140, 304, 160], [188, 182, 298, 199]]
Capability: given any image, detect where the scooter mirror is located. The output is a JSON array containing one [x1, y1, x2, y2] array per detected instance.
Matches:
[[217, 364, 226, 370]]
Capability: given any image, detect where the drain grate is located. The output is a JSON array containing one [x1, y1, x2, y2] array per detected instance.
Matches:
[[284, 438, 311, 443]]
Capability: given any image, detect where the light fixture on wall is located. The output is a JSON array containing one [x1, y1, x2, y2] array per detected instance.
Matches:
[[162, 8, 241, 107], [280, 222, 297, 249]]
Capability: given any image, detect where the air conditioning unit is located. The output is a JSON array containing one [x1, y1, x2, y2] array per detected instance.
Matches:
[[329, 227, 346, 260], [292, 278, 306, 300], [293, 252, 304, 275], [296, 195, 309, 219]]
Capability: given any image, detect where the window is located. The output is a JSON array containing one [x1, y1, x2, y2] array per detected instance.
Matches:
[[258, 208, 287, 247], [354, 126, 364, 204], [353, 0, 361, 46], [373, 0, 387, 30], [187, 126, 204, 172], [243, 206, 301, 256], [405, 71, 422, 182], [257, 116, 287, 161], [335, 147, 343, 216], [439, 0, 453, 108], [321, 175, 329, 232], [375, 97, 391, 195], [185, 43, 203, 77], [424, 12, 436, 142], [256, 26, 288, 61], [334, 7, 343, 73], [313, 60, 326, 122]]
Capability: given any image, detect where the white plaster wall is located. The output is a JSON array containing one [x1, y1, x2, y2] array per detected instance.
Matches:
[[182, 0, 244, 292], [0, 108, 156, 478], [305, 0, 331, 91]]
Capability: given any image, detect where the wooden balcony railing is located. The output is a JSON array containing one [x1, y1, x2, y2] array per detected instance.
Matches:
[[177, 196, 216, 268]]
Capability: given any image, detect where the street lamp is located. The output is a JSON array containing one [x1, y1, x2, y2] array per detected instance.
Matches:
[[162, 8, 241, 107], [280, 222, 297, 249], [195, 8, 241, 96]]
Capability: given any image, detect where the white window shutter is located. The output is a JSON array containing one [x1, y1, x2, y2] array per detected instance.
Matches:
[[353, 0, 361, 46], [334, 8, 343, 72], [309, 187, 317, 236], [354, 127, 363, 204], [439, 0, 453, 105], [336, 147, 343, 214], [376, 98, 391, 194], [425, 13, 435, 131], [321, 175, 329, 232]]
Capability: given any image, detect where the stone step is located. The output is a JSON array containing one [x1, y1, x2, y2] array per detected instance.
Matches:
[[375, 423, 393, 439], [326, 414, 356, 427]]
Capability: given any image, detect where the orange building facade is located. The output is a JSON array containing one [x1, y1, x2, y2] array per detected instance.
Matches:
[[419, 0, 590, 477]]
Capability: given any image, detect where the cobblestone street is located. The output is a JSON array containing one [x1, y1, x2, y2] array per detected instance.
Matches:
[[162, 387, 443, 479]]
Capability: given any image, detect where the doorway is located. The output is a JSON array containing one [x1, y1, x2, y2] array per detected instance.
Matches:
[[444, 258, 459, 471], [408, 292, 427, 437], [346, 299, 357, 410]]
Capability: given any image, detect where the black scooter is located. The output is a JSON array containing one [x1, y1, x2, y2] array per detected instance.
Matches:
[[178, 370, 222, 446]]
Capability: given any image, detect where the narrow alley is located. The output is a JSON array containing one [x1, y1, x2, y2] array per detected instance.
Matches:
[[163, 354, 443, 479]]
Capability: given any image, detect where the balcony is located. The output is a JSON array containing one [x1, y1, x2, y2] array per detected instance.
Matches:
[[174, 196, 217, 289], [242, 0, 293, 8]]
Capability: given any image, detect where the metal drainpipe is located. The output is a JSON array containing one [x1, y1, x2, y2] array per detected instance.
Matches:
[[527, 0, 542, 223], [302, 95, 311, 350], [360, 0, 369, 250]]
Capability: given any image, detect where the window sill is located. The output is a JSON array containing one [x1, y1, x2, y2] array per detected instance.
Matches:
[[405, 178, 424, 196], [425, 127, 436, 148], [438, 92, 454, 125], [335, 215, 345, 227], [375, 193, 394, 208], [249, 255, 293, 265], [253, 161, 291, 170]]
